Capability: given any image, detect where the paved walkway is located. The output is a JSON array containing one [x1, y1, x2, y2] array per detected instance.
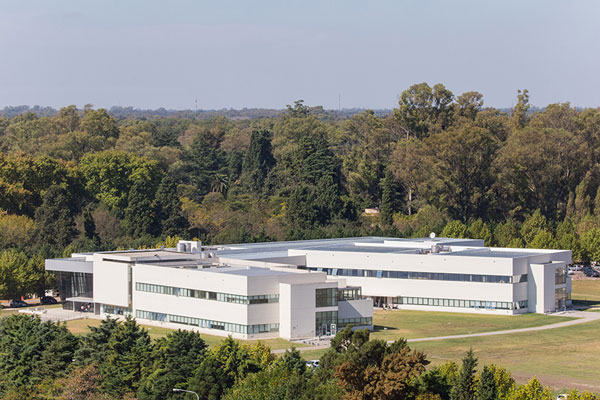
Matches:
[[273, 311, 600, 354], [404, 310, 600, 343]]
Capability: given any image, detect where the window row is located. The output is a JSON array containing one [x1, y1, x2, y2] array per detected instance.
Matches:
[[338, 317, 372, 328], [102, 304, 132, 316], [391, 296, 528, 310], [309, 267, 522, 284], [135, 282, 279, 304], [338, 287, 362, 301], [136, 309, 279, 334]]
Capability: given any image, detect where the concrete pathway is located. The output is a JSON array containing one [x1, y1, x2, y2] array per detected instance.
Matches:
[[404, 310, 600, 343], [273, 311, 600, 353]]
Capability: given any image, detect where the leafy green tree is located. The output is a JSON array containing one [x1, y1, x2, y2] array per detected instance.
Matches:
[[441, 220, 468, 238], [425, 124, 497, 222], [486, 364, 514, 400], [241, 130, 275, 194], [80, 108, 119, 139], [527, 230, 557, 249], [475, 365, 497, 400], [495, 127, 583, 220], [581, 228, 600, 262], [74, 317, 120, 367], [520, 210, 550, 245], [80, 151, 162, 212], [467, 219, 493, 246], [506, 377, 552, 400], [188, 337, 270, 400], [55, 105, 81, 134], [450, 349, 477, 400], [455, 91, 484, 121], [99, 317, 152, 397], [511, 89, 530, 130], [137, 330, 207, 400], [394, 82, 455, 139], [493, 221, 521, 247], [0, 315, 78, 394]]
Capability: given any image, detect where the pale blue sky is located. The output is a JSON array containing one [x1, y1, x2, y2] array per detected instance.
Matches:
[[0, 1, 598, 110]]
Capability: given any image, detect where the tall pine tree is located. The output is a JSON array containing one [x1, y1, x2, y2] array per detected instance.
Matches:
[[124, 180, 155, 238], [153, 175, 188, 237], [475, 365, 497, 400], [34, 185, 77, 250], [241, 130, 275, 194], [380, 167, 403, 225], [450, 349, 478, 400]]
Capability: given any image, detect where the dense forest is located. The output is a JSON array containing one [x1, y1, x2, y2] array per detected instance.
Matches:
[[1, 313, 598, 400], [1, 82, 600, 300]]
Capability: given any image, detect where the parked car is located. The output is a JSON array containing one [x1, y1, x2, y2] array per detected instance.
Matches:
[[9, 299, 28, 308], [584, 269, 594, 277], [574, 264, 584, 271], [593, 270, 600, 278], [568, 269, 575, 275], [40, 296, 58, 305], [306, 359, 320, 368]]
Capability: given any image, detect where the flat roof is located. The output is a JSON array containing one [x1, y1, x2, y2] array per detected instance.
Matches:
[[201, 266, 294, 277]]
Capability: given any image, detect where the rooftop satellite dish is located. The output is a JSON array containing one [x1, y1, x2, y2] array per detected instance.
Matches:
[[430, 232, 436, 240]]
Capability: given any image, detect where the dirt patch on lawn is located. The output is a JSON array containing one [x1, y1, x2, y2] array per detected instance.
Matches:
[[511, 372, 600, 392]]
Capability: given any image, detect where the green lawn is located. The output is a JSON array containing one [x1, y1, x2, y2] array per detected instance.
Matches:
[[571, 280, 600, 310], [411, 318, 600, 391], [64, 318, 305, 350], [370, 309, 573, 341]]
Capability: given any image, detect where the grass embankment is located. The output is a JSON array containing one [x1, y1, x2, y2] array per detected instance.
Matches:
[[370, 309, 573, 341]]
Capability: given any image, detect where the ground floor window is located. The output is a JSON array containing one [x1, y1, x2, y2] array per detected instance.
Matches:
[[135, 309, 279, 334], [391, 296, 527, 310], [102, 304, 132, 316]]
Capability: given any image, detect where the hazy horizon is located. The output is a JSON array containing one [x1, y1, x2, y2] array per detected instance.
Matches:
[[1, 0, 599, 111]]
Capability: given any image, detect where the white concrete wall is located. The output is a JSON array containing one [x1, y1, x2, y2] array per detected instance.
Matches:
[[93, 255, 130, 307], [529, 263, 561, 313], [338, 299, 373, 319], [132, 264, 281, 326], [278, 281, 338, 340]]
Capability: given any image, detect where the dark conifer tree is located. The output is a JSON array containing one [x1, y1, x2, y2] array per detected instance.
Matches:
[[153, 175, 188, 237], [34, 185, 77, 250], [241, 130, 275, 194], [380, 167, 403, 226], [475, 365, 498, 400], [124, 180, 155, 238], [450, 349, 478, 400]]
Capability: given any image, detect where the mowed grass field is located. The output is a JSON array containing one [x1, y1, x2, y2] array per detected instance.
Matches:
[[304, 282, 600, 391], [571, 279, 600, 310], [370, 309, 573, 341], [412, 318, 600, 391]]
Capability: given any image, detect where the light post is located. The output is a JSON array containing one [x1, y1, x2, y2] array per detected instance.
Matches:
[[173, 388, 199, 400]]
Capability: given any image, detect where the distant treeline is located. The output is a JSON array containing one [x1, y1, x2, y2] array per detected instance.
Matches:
[[0, 104, 393, 120]]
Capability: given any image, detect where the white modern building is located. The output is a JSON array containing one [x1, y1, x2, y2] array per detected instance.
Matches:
[[45, 236, 572, 338], [45, 240, 372, 340]]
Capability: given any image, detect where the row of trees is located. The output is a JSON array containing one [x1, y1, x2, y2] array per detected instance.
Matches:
[[2, 84, 600, 299], [0, 314, 597, 400]]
